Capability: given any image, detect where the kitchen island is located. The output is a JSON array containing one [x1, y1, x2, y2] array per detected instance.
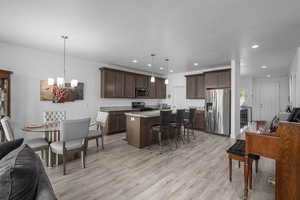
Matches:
[[125, 110, 172, 148], [125, 110, 205, 148], [100, 105, 160, 134]]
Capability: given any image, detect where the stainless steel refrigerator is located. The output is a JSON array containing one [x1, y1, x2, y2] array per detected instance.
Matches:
[[205, 88, 231, 136]]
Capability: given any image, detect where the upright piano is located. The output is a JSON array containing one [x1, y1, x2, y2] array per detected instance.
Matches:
[[245, 122, 300, 200]]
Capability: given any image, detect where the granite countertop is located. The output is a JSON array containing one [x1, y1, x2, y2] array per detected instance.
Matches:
[[125, 110, 175, 118], [100, 105, 160, 112], [100, 106, 140, 112], [125, 108, 205, 118]]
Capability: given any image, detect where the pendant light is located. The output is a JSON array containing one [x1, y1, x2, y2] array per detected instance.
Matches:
[[48, 35, 78, 88], [164, 58, 169, 85], [150, 54, 155, 83]]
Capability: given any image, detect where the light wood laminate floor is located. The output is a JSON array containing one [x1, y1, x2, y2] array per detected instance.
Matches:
[[46, 131, 275, 200]]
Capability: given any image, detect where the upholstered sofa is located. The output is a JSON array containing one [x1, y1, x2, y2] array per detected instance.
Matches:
[[0, 139, 57, 200]]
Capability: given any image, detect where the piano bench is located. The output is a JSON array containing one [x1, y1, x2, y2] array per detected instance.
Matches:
[[227, 140, 260, 189]]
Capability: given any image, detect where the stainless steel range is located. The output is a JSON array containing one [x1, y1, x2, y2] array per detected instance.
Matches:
[[205, 88, 231, 136]]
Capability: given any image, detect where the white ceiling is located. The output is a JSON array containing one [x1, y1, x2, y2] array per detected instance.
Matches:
[[0, 0, 300, 77]]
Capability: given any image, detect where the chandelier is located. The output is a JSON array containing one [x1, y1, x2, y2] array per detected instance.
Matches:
[[48, 35, 78, 88], [164, 58, 169, 85], [150, 54, 155, 83]]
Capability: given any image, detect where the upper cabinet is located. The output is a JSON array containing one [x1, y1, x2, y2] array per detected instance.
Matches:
[[155, 78, 166, 99], [204, 71, 219, 89], [186, 74, 205, 99], [101, 68, 124, 98], [217, 70, 231, 88], [100, 68, 166, 99], [186, 75, 197, 99], [124, 73, 135, 98], [186, 69, 231, 99], [205, 69, 231, 89], [135, 74, 148, 89], [148, 80, 156, 98], [196, 75, 205, 99]]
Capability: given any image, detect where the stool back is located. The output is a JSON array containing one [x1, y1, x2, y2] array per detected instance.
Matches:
[[160, 110, 172, 128], [176, 109, 185, 125]]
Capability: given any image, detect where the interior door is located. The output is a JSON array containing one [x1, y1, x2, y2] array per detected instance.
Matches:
[[253, 80, 279, 121]]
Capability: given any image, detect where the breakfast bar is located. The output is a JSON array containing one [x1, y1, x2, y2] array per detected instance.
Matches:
[[125, 110, 175, 148]]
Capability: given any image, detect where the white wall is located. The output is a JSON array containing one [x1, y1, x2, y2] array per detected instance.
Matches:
[[289, 47, 300, 107], [165, 72, 205, 109], [240, 76, 254, 106], [0, 42, 162, 129]]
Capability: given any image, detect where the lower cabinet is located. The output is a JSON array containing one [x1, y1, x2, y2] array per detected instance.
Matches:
[[194, 111, 205, 131], [107, 112, 127, 134]]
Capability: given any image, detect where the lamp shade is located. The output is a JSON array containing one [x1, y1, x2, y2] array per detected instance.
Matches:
[[71, 79, 78, 87], [57, 77, 65, 88], [165, 79, 169, 85], [150, 76, 155, 83], [48, 78, 55, 86]]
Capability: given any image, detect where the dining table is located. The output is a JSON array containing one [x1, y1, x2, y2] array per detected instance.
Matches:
[[22, 121, 97, 167]]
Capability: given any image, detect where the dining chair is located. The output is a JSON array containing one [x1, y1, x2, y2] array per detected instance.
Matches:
[[0, 116, 49, 164], [169, 109, 185, 148], [88, 111, 108, 151], [184, 108, 196, 142], [43, 111, 66, 164], [151, 110, 172, 153], [49, 118, 91, 175]]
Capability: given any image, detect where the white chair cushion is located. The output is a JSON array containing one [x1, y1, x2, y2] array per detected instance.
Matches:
[[50, 140, 84, 154], [26, 138, 48, 149], [88, 130, 102, 138]]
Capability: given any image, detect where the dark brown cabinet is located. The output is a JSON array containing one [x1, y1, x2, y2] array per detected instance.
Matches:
[[101, 69, 115, 97], [186, 76, 197, 99], [115, 71, 125, 97], [155, 78, 166, 99], [186, 75, 204, 99], [196, 75, 205, 99], [101, 68, 124, 98], [148, 80, 156, 98], [204, 71, 219, 89], [135, 75, 148, 89], [186, 69, 231, 99], [107, 112, 127, 134], [100, 67, 166, 99], [194, 111, 205, 131], [124, 73, 135, 98], [218, 70, 231, 88], [205, 70, 231, 89]]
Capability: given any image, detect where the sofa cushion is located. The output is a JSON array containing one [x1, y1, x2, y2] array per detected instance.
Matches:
[[0, 138, 24, 160], [0, 144, 39, 200]]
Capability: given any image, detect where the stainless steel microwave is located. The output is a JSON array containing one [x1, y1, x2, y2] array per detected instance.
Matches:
[[135, 88, 148, 97]]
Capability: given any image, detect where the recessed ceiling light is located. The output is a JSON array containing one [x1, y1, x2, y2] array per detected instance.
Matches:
[[169, 69, 174, 73], [251, 44, 259, 49], [132, 59, 138, 63], [193, 62, 199, 66], [147, 64, 152, 67], [266, 74, 271, 78], [160, 67, 164, 70], [261, 65, 268, 69]]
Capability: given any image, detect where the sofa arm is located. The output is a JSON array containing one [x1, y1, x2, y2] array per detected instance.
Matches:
[[35, 158, 57, 200]]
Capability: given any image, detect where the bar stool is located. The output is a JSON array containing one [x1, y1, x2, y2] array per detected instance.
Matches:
[[184, 108, 196, 142], [169, 109, 185, 148], [227, 140, 260, 190], [151, 110, 172, 153]]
